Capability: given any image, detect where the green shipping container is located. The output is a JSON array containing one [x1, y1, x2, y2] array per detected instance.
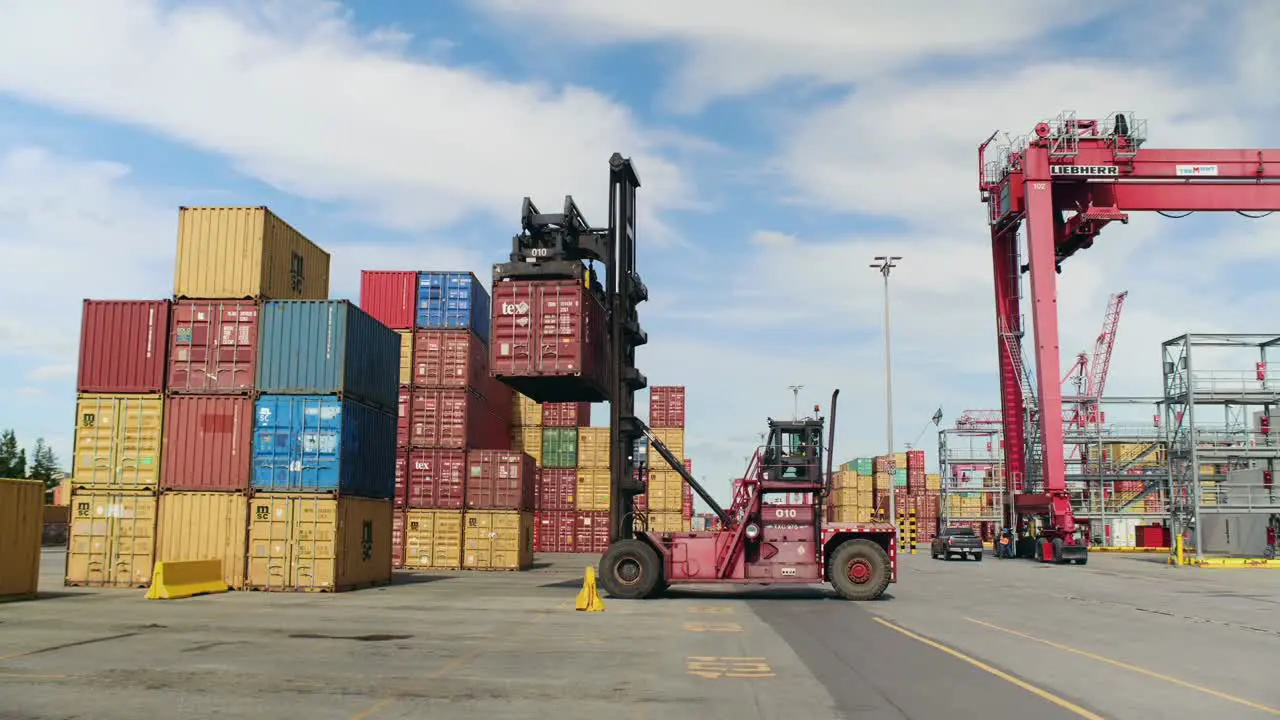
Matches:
[[542, 428, 579, 469], [894, 468, 908, 487], [854, 457, 875, 475]]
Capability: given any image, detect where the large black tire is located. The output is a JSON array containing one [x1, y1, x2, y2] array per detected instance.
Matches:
[[598, 539, 661, 599], [972, 551, 983, 562], [1052, 538, 1066, 564], [828, 539, 891, 601]]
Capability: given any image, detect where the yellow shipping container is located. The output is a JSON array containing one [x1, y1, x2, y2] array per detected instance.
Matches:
[[0, 478, 43, 598], [73, 394, 164, 491], [831, 469, 857, 490], [66, 489, 157, 588], [174, 206, 331, 300], [874, 472, 893, 491], [857, 490, 875, 508], [463, 510, 533, 570], [156, 492, 249, 589], [247, 494, 392, 592], [511, 426, 543, 465], [398, 331, 413, 385], [925, 473, 942, 491], [576, 468, 611, 511], [857, 474, 873, 493], [832, 487, 857, 506], [403, 509, 463, 569], [512, 393, 543, 427], [894, 452, 907, 469], [645, 511, 686, 533], [651, 427, 685, 460], [646, 470, 684, 512], [577, 427, 610, 469], [831, 506, 873, 523]]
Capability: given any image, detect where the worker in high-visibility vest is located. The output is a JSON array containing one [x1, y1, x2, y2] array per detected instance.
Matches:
[[997, 528, 1014, 559]]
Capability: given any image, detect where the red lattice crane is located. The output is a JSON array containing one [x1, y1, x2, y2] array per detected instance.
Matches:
[[978, 111, 1280, 564]]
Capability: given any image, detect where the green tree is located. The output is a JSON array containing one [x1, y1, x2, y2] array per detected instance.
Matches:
[[0, 429, 27, 479], [27, 438, 61, 492]]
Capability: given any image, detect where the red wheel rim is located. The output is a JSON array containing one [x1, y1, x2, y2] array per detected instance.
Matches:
[[848, 559, 872, 584]]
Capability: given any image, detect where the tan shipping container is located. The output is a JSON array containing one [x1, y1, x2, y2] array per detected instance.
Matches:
[[403, 509, 463, 569], [577, 427, 610, 469], [157, 492, 249, 589], [511, 426, 543, 465], [397, 331, 413, 385], [645, 470, 684, 512], [651, 428, 685, 460], [575, 468, 610, 511], [66, 489, 157, 587], [174, 206, 331, 300], [73, 393, 165, 491], [247, 494, 392, 592], [463, 510, 533, 570], [0, 479, 43, 598], [511, 393, 543, 426], [644, 511, 686, 533]]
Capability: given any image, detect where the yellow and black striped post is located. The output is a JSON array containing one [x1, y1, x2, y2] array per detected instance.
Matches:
[[896, 507, 918, 554]]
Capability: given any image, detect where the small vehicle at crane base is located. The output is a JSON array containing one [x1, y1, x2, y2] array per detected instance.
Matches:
[[597, 390, 898, 601], [931, 526, 983, 561]]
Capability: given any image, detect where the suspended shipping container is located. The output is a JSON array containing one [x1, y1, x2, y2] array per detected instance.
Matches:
[[156, 492, 249, 589], [406, 388, 510, 450], [405, 449, 467, 509], [73, 393, 165, 491], [167, 300, 260, 393], [463, 510, 534, 570], [536, 468, 577, 511], [403, 508, 464, 569], [490, 279, 608, 402], [77, 300, 171, 394], [161, 395, 254, 492], [417, 271, 490, 338], [66, 489, 157, 588], [411, 329, 488, 390], [575, 511, 610, 553], [246, 494, 393, 592], [252, 395, 397, 499], [465, 450, 536, 511], [534, 510, 576, 553], [541, 427, 579, 469], [257, 300, 400, 413], [0, 479, 43, 599], [648, 386, 686, 428], [360, 270, 419, 330], [543, 402, 592, 427], [174, 206, 330, 300]]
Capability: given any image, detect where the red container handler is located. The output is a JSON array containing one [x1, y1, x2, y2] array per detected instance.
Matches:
[[535, 510, 577, 553], [411, 329, 488, 390], [542, 402, 591, 427], [574, 511, 610, 553], [360, 271, 418, 331], [648, 386, 686, 428], [407, 388, 510, 450], [160, 394, 255, 492], [464, 450, 536, 510], [405, 449, 467, 509], [78, 299, 172, 393], [168, 300, 260, 393], [490, 279, 608, 403], [536, 468, 577, 511]]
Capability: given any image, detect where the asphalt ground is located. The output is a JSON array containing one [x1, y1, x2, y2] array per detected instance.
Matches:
[[0, 548, 1276, 719]]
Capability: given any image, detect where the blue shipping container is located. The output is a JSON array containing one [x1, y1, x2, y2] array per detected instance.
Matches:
[[252, 394, 397, 499], [257, 300, 400, 412], [416, 271, 490, 340]]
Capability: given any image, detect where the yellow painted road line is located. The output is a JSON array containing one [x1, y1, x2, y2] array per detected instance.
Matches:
[[965, 617, 1280, 716], [871, 617, 1104, 720]]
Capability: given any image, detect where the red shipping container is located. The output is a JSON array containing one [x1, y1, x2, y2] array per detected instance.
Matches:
[[78, 300, 171, 393], [408, 388, 510, 450], [405, 449, 467, 509], [906, 449, 926, 470], [649, 386, 686, 428], [633, 493, 648, 513], [465, 450, 536, 510], [412, 329, 488, 390], [392, 509, 406, 568], [535, 510, 577, 553], [574, 511, 611, 553], [394, 450, 408, 506], [490, 279, 608, 402], [542, 402, 592, 427], [168, 300, 259, 393], [161, 394, 255, 492], [397, 386, 411, 447], [537, 468, 577, 511], [360, 271, 418, 330]]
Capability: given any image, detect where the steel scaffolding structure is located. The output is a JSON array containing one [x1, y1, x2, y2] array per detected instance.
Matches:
[[1163, 334, 1280, 559], [938, 422, 1005, 529]]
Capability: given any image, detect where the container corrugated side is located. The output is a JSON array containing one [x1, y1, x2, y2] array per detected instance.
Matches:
[[575, 468, 610, 511], [542, 402, 592, 427], [398, 331, 413, 385], [360, 270, 418, 330], [73, 394, 165, 491], [0, 479, 43, 598], [174, 206, 331, 300], [576, 427, 609, 469], [534, 510, 576, 553], [257, 300, 400, 413], [168, 300, 260, 393], [464, 450, 536, 511], [490, 279, 608, 402], [161, 395, 254, 492], [416, 271, 490, 338], [536, 468, 576, 511], [251, 395, 397, 499], [648, 385, 687, 428], [651, 427, 685, 461], [246, 494, 392, 591], [403, 509, 464, 569], [66, 489, 157, 587], [156, 492, 249, 589], [574, 510, 610, 553], [463, 510, 533, 570], [411, 329, 488, 390], [511, 426, 543, 465], [405, 449, 466, 509], [541, 427, 579, 469], [407, 388, 510, 450], [511, 393, 542, 426], [77, 300, 171, 394]]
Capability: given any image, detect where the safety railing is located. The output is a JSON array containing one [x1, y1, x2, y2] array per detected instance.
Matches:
[[1165, 369, 1280, 397]]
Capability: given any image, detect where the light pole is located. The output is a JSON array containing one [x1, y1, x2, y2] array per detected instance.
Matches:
[[870, 255, 902, 547], [787, 385, 804, 420]]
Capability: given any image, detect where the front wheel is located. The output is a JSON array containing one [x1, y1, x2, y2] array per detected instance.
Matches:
[[598, 539, 661, 599], [828, 539, 891, 601]]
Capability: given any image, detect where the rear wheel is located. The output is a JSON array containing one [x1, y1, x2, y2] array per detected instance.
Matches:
[[598, 539, 661, 599], [828, 539, 891, 601], [1052, 538, 1066, 564]]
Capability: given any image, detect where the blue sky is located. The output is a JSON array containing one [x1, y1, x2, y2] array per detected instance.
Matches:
[[3, 0, 1280, 502]]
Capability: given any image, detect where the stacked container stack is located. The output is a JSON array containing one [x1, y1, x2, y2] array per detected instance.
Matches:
[[526, 401, 599, 554], [641, 386, 690, 532], [361, 271, 532, 572]]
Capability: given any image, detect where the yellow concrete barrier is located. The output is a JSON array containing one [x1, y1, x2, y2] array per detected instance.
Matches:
[[1183, 557, 1280, 569], [1089, 546, 1171, 553], [145, 559, 230, 600]]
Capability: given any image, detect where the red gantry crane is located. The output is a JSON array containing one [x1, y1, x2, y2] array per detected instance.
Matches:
[[978, 111, 1280, 564]]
